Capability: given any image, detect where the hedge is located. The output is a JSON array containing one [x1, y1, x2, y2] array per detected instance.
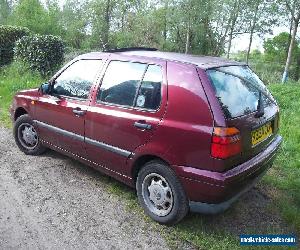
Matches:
[[15, 34, 65, 76], [0, 25, 30, 66]]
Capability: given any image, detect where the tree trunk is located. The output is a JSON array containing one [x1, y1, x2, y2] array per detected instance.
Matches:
[[246, 2, 260, 64], [287, 16, 293, 56], [295, 54, 300, 81], [185, 22, 190, 54], [163, 0, 168, 43], [227, 0, 241, 59], [102, 0, 111, 50], [282, 15, 299, 83]]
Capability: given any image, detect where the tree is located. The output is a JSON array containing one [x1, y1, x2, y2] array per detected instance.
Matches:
[[61, 0, 90, 49], [12, 0, 48, 33], [226, 0, 243, 58], [243, 0, 278, 63], [0, 0, 12, 25], [264, 32, 293, 63], [11, 0, 61, 35], [89, 0, 118, 50], [282, 0, 300, 83]]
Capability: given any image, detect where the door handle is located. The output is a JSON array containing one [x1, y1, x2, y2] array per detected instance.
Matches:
[[72, 108, 86, 116], [134, 121, 152, 130]]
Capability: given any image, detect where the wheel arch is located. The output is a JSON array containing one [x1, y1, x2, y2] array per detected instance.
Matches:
[[14, 107, 28, 121], [131, 154, 171, 184]]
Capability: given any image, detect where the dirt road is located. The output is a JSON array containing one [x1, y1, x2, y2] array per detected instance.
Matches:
[[0, 127, 169, 249]]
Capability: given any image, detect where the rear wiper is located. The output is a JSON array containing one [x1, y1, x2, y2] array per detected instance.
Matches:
[[255, 91, 265, 118]]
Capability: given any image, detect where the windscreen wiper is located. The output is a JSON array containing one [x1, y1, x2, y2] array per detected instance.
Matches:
[[255, 91, 265, 118]]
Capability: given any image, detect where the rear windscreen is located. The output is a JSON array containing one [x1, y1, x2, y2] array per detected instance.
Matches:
[[207, 65, 274, 119]]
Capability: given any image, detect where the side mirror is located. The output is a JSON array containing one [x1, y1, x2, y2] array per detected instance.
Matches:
[[39, 82, 50, 95]]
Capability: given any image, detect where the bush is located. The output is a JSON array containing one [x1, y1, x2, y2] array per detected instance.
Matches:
[[0, 25, 30, 66], [15, 34, 65, 76]]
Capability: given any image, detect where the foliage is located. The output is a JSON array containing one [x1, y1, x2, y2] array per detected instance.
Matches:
[[10, 0, 62, 36], [0, 0, 12, 25], [263, 32, 300, 80], [0, 62, 43, 126], [60, 0, 90, 49], [0, 25, 30, 66], [14, 34, 65, 76], [264, 32, 299, 64]]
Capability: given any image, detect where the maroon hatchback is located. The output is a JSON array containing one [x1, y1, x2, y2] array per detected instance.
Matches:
[[11, 48, 282, 224]]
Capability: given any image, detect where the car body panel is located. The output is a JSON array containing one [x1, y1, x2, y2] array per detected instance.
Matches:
[[10, 50, 282, 212]]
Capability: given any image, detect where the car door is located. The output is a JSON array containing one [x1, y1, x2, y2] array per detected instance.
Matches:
[[85, 56, 167, 176], [34, 59, 104, 157]]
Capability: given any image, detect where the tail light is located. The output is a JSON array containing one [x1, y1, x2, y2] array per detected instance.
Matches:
[[211, 127, 242, 159]]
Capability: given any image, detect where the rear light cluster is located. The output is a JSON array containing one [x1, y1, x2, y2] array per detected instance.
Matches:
[[211, 127, 242, 159]]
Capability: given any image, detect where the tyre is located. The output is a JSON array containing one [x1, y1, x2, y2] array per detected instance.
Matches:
[[13, 114, 47, 155], [136, 160, 189, 225]]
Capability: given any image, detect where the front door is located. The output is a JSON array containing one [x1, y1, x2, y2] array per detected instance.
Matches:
[[35, 59, 103, 157], [85, 57, 167, 176]]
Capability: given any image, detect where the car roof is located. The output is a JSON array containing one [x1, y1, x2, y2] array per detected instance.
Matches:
[[79, 50, 247, 69]]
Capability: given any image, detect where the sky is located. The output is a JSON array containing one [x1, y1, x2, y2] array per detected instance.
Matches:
[[231, 26, 290, 53]]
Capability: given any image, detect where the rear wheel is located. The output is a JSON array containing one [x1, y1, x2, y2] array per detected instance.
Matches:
[[14, 114, 46, 155], [136, 160, 189, 225]]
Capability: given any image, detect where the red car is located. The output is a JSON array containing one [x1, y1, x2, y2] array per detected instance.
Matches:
[[11, 48, 282, 224]]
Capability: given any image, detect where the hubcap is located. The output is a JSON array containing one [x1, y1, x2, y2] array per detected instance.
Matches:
[[142, 173, 174, 217], [18, 123, 38, 150]]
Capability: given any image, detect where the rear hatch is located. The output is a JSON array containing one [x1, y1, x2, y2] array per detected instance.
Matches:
[[206, 65, 279, 168]]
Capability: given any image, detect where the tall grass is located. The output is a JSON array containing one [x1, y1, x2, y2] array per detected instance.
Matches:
[[0, 62, 44, 127], [266, 84, 300, 232]]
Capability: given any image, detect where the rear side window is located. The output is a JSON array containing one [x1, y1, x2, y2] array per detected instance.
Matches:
[[135, 65, 162, 110], [98, 61, 162, 110], [207, 66, 274, 119], [52, 60, 102, 99], [98, 61, 147, 106]]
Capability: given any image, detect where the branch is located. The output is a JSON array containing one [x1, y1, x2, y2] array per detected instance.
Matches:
[[285, 0, 297, 22]]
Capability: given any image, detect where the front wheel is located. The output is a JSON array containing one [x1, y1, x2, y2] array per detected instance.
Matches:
[[13, 114, 47, 155], [136, 160, 189, 225]]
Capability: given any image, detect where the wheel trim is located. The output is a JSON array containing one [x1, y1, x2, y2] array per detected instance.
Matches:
[[142, 173, 174, 217], [18, 123, 38, 150]]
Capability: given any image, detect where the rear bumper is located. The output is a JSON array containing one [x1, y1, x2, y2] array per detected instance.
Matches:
[[173, 135, 282, 214]]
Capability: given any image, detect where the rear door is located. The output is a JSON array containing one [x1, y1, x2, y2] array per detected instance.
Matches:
[[85, 56, 167, 176], [206, 65, 279, 166], [35, 59, 104, 157]]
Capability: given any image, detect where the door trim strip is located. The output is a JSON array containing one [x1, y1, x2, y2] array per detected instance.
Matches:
[[34, 120, 132, 158]]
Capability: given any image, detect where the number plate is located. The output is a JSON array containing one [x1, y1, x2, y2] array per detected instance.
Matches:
[[251, 122, 273, 146]]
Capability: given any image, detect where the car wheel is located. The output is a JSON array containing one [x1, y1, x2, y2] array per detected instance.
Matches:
[[13, 114, 46, 155], [136, 160, 189, 225]]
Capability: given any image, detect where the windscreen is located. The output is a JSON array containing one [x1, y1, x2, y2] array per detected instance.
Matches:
[[207, 65, 274, 119]]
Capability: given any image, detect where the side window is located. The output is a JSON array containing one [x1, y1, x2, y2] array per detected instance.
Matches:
[[98, 61, 147, 106], [135, 65, 162, 110], [52, 60, 102, 99]]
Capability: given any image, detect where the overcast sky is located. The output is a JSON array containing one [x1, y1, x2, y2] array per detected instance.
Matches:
[[231, 26, 290, 53]]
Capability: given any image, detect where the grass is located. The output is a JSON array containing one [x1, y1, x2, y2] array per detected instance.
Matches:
[[0, 62, 44, 127], [0, 62, 299, 249], [264, 84, 300, 232]]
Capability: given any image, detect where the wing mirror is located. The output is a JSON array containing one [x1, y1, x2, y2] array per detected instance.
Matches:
[[39, 82, 50, 95]]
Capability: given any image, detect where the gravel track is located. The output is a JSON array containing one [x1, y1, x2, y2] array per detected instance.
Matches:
[[0, 127, 169, 250]]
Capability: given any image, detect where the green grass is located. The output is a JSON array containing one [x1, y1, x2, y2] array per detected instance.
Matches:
[[0, 62, 44, 127], [0, 63, 299, 249], [264, 84, 300, 232]]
